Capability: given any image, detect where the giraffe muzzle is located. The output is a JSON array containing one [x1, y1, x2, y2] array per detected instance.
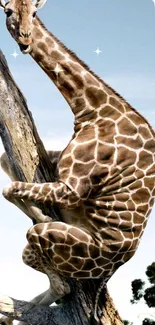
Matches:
[[18, 32, 32, 53], [19, 43, 31, 54]]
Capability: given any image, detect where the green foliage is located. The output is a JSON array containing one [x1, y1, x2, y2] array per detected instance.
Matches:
[[144, 286, 155, 307], [146, 263, 155, 285], [142, 318, 155, 325], [126, 262, 155, 325], [130, 279, 145, 304]]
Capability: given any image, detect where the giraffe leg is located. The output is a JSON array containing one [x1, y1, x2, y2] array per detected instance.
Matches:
[[5, 220, 102, 324], [0, 151, 62, 325], [0, 152, 45, 222], [0, 153, 33, 218], [0, 247, 67, 325], [25, 221, 108, 279], [0, 151, 61, 223], [23, 223, 109, 323], [22, 240, 71, 304]]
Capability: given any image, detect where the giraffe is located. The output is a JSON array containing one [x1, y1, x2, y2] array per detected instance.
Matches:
[[0, 0, 155, 324]]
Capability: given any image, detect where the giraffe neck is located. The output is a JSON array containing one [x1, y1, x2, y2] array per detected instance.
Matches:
[[29, 17, 106, 124]]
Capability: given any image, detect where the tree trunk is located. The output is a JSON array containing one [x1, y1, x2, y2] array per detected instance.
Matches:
[[0, 49, 124, 325]]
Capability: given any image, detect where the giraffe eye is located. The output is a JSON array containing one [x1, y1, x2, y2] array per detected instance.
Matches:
[[5, 9, 13, 17], [32, 11, 37, 18]]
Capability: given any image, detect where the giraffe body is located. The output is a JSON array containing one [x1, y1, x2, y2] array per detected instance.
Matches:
[[3, 96, 155, 279], [0, 0, 155, 323]]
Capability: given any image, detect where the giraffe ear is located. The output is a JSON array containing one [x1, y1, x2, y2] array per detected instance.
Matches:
[[33, 0, 47, 9], [0, 0, 6, 9]]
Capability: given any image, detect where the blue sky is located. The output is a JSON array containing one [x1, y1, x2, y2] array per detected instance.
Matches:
[[0, 0, 155, 323]]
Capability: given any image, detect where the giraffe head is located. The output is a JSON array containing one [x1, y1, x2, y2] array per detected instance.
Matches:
[[0, 0, 46, 54]]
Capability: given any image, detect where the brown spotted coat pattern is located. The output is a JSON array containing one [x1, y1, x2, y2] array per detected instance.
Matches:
[[2, 0, 155, 280]]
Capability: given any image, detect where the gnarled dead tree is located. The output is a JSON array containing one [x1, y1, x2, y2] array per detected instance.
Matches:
[[0, 49, 124, 325]]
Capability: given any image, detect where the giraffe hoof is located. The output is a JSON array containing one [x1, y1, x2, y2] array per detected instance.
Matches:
[[2, 186, 11, 199], [2, 182, 19, 199]]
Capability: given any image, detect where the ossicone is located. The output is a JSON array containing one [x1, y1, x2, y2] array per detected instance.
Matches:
[[32, 0, 47, 9], [0, 0, 6, 9]]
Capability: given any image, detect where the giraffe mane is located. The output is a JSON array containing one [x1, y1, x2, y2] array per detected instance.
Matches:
[[37, 17, 155, 137]]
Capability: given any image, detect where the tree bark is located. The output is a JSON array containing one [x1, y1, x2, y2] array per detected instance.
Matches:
[[0, 49, 124, 325]]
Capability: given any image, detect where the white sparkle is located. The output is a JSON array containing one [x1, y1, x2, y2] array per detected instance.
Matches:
[[105, 202, 110, 208], [94, 47, 102, 55], [65, 54, 71, 62], [11, 50, 19, 59], [52, 63, 64, 77], [152, 0, 155, 6], [81, 70, 87, 76]]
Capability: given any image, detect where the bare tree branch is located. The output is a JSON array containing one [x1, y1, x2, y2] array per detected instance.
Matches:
[[0, 49, 124, 325]]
